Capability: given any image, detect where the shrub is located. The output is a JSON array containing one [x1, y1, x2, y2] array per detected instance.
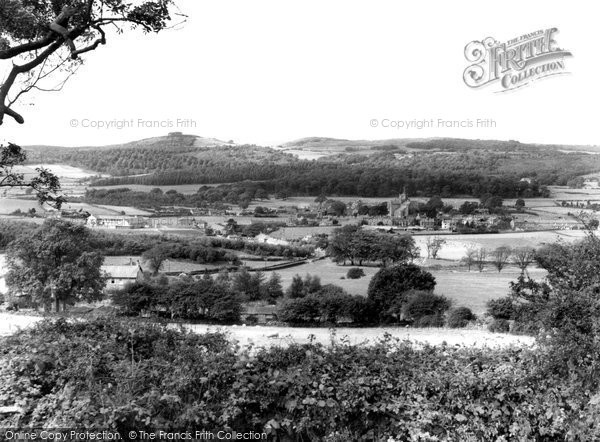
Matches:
[[346, 268, 365, 279], [487, 297, 515, 320], [4, 318, 597, 440], [447, 307, 477, 328], [488, 318, 510, 333], [402, 290, 451, 323], [344, 296, 377, 325]]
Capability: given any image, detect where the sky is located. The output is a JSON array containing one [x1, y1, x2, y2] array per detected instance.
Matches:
[[0, 0, 598, 147]]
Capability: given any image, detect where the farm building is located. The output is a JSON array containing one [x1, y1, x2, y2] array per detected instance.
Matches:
[[87, 215, 146, 229], [241, 303, 278, 324], [101, 263, 144, 292]]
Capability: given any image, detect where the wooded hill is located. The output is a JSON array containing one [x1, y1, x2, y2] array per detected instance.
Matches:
[[23, 135, 600, 198]]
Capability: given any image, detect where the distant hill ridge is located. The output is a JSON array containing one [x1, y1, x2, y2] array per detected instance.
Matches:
[[24, 133, 234, 153]]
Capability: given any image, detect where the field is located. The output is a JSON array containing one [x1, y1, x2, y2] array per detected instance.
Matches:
[[414, 230, 586, 260], [0, 198, 45, 214], [266, 258, 545, 315], [0, 313, 534, 348], [181, 323, 535, 348], [0, 198, 151, 216]]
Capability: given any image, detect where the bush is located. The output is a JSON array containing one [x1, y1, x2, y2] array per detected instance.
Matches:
[[447, 307, 477, 328], [346, 267, 365, 279], [488, 318, 510, 333], [487, 297, 515, 320], [3, 318, 598, 440], [402, 290, 451, 323]]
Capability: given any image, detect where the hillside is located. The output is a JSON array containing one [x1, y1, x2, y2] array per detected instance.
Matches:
[[19, 134, 600, 198], [24, 133, 297, 178]]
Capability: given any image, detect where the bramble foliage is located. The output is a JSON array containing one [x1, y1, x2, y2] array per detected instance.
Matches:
[[2, 318, 600, 440]]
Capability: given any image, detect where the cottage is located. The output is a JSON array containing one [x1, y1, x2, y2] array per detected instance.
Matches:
[[101, 263, 144, 292], [254, 233, 290, 246], [241, 302, 278, 324], [87, 215, 146, 229]]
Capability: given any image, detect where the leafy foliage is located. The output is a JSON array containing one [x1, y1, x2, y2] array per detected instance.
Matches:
[[329, 225, 417, 267], [447, 307, 477, 328], [2, 318, 600, 440], [346, 267, 365, 279], [368, 264, 436, 322], [6, 219, 105, 310]]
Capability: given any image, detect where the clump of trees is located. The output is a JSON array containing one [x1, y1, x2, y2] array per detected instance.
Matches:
[[113, 276, 242, 323], [367, 263, 437, 322], [278, 284, 377, 325], [231, 269, 284, 303], [328, 225, 418, 266]]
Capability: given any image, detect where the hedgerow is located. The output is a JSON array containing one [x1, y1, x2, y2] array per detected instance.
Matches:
[[1, 318, 599, 440]]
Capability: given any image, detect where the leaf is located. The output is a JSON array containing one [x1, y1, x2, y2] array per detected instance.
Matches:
[[455, 414, 467, 422]]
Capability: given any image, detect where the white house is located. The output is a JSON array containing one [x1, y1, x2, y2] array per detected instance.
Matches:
[[87, 215, 146, 229], [101, 264, 144, 292], [254, 233, 290, 246]]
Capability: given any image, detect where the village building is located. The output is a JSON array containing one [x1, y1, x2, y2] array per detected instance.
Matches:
[[101, 262, 144, 292], [87, 215, 146, 229], [387, 188, 411, 218], [240, 303, 278, 324], [254, 233, 290, 246]]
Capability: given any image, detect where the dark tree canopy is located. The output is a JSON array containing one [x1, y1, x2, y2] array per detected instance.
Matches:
[[6, 218, 105, 311], [367, 263, 436, 320]]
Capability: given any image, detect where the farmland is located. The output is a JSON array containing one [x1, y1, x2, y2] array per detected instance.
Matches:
[[0, 312, 534, 348]]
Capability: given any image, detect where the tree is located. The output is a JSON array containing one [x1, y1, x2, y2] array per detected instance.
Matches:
[[6, 219, 105, 311], [314, 195, 327, 205], [286, 274, 305, 298], [515, 198, 525, 211], [0, 1, 176, 204], [255, 188, 268, 200], [475, 248, 487, 272], [324, 199, 347, 216], [0, 0, 176, 126], [367, 264, 436, 321], [462, 245, 477, 271], [459, 201, 479, 215], [142, 244, 170, 274], [264, 272, 283, 304], [492, 246, 512, 272], [232, 267, 253, 297], [424, 236, 446, 259], [0, 143, 64, 206], [512, 247, 535, 274]]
